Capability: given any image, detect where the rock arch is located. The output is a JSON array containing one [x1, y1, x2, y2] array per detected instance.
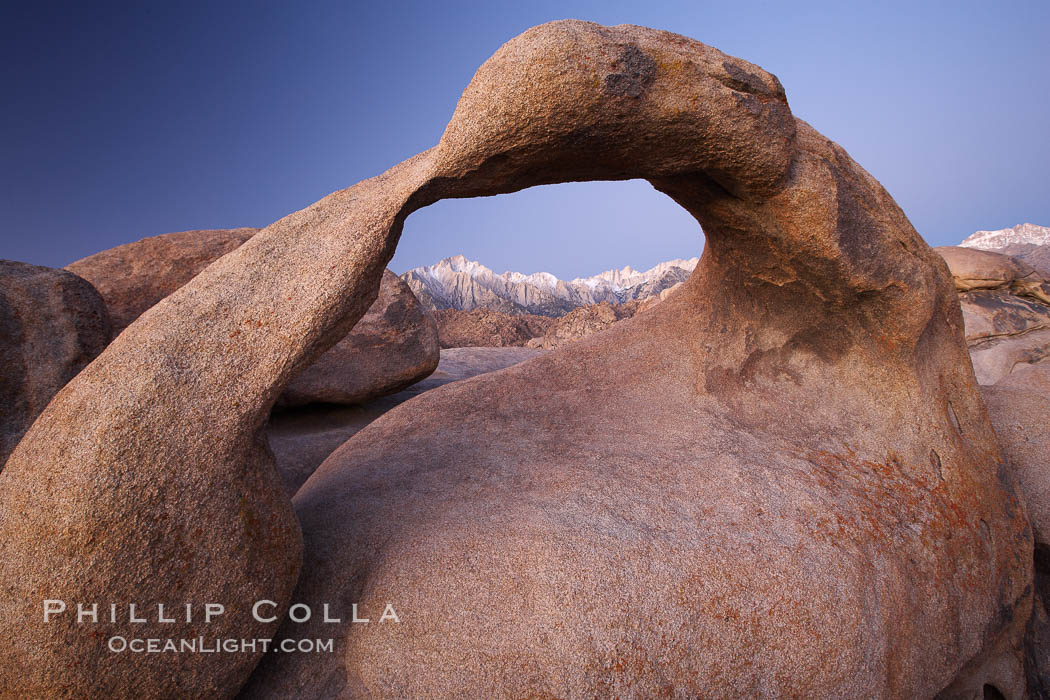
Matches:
[[0, 20, 1032, 698]]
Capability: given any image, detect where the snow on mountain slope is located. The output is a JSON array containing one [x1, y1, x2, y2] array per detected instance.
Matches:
[[401, 256, 699, 316], [958, 223, 1050, 276], [960, 223, 1050, 250]]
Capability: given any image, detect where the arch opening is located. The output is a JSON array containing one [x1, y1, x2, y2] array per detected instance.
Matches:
[[393, 179, 705, 283]]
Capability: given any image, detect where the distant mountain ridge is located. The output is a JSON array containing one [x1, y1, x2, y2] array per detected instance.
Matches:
[[960, 223, 1050, 276], [401, 255, 699, 316]]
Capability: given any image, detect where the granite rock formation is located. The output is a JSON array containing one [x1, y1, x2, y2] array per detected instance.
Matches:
[[278, 270, 439, 407], [66, 228, 259, 332], [267, 347, 543, 493], [0, 261, 112, 467], [996, 243, 1050, 278], [982, 364, 1050, 549], [526, 300, 639, 349], [0, 20, 1034, 699], [935, 246, 1050, 384], [69, 231, 439, 407], [935, 246, 1050, 304], [980, 364, 1050, 694], [244, 21, 1027, 699], [431, 307, 553, 348]]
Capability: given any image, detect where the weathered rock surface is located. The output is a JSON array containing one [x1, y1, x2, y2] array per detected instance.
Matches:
[[968, 325, 1050, 386], [0, 261, 112, 467], [65, 227, 259, 332], [278, 270, 439, 407], [0, 19, 1034, 699], [526, 300, 639, 349], [982, 364, 1050, 548], [960, 291, 1050, 343], [69, 230, 439, 407], [961, 291, 1050, 385], [241, 21, 1028, 699], [980, 364, 1050, 695], [935, 246, 1050, 304], [267, 347, 543, 493], [934, 247, 1050, 384], [431, 307, 552, 348]]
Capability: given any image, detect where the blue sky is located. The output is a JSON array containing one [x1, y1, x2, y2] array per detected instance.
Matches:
[[2, 0, 1047, 279]]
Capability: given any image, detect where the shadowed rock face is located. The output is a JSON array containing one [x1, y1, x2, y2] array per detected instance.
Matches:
[[0, 261, 112, 467], [0, 20, 1034, 699], [980, 364, 1050, 694], [277, 270, 440, 408], [267, 347, 544, 494], [982, 365, 1050, 553]]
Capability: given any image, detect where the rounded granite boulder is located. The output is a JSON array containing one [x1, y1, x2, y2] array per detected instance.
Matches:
[[66, 227, 259, 333], [0, 260, 112, 467]]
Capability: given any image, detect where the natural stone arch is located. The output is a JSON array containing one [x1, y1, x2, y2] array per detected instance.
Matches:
[[0, 20, 1032, 699]]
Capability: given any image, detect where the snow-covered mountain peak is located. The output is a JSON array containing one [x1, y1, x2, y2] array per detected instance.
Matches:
[[572, 257, 699, 291], [401, 255, 699, 316], [437, 254, 493, 277], [960, 223, 1050, 250]]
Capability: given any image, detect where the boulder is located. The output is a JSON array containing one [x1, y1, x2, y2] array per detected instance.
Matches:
[[267, 347, 543, 493], [431, 307, 552, 348], [278, 270, 439, 407], [980, 364, 1050, 694], [70, 231, 439, 406], [981, 364, 1050, 548], [935, 245, 1050, 304], [961, 291, 1050, 385], [960, 290, 1050, 343], [526, 300, 638, 349], [0, 20, 1033, 699], [968, 327, 1050, 386], [933, 247, 1050, 384], [0, 260, 111, 466], [66, 228, 258, 332]]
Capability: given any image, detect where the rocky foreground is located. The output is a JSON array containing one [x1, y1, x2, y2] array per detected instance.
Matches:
[[0, 19, 1048, 700]]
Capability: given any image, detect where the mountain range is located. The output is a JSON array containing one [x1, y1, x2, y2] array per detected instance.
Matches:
[[961, 223, 1050, 275], [402, 224, 1050, 317], [400, 255, 699, 316]]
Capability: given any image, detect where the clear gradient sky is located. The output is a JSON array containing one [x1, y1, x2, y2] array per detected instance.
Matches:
[[2, 0, 1047, 279]]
